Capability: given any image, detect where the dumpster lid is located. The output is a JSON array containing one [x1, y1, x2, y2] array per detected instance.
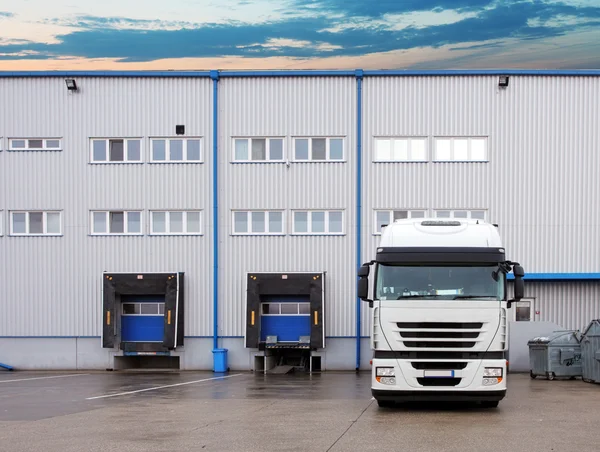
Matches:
[[527, 330, 581, 345], [582, 320, 600, 338]]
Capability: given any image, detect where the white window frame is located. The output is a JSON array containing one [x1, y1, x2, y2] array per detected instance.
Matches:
[[9, 138, 62, 151], [373, 137, 428, 162], [232, 137, 285, 163], [292, 137, 345, 162], [433, 209, 487, 221], [90, 138, 143, 163], [149, 137, 203, 163], [433, 136, 488, 162], [9, 211, 62, 236], [149, 210, 203, 235], [373, 209, 427, 234], [231, 210, 285, 235], [90, 210, 143, 235], [0, 210, 3, 236], [292, 210, 345, 235]]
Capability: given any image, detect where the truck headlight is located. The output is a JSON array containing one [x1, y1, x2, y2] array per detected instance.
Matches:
[[376, 367, 395, 377], [484, 368, 503, 377], [376, 367, 396, 385], [483, 367, 503, 385]]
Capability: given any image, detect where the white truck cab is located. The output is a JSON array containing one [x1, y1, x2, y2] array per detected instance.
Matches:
[[357, 218, 525, 408]]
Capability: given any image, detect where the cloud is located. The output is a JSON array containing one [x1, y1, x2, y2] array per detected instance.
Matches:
[[0, 1, 599, 67]]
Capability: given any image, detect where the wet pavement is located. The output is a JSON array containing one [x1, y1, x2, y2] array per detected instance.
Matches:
[[1, 370, 600, 451]]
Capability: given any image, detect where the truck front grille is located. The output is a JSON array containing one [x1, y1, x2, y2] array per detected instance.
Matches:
[[397, 322, 484, 350], [410, 362, 468, 370]]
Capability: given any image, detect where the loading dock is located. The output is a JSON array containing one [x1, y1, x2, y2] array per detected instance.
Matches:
[[245, 272, 325, 374], [102, 272, 184, 370]]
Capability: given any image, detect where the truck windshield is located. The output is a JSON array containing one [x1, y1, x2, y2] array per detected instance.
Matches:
[[375, 264, 504, 300]]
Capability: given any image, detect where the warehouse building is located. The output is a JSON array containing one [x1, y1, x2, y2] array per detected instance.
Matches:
[[0, 69, 599, 372]]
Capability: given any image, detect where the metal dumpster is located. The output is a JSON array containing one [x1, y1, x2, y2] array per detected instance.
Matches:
[[581, 320, 600, 384], [527, 330, 582, 380]]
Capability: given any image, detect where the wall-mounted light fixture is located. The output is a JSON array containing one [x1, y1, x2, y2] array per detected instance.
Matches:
[[498, 75, 509, 88], [65, 79, 78, 91]]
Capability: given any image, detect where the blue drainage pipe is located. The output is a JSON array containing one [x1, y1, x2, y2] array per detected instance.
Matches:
[[355, 69, 364, 371], [0, 362, 14, 371], [211, 70, 220, 352]]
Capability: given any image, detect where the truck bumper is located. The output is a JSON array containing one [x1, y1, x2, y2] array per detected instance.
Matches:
[[372, 389, 506, 403], [371, 357, 507, 403]]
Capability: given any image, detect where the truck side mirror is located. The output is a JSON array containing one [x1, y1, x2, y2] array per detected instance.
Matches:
[[513, 264, 525, 278], [357, 278, 369, 301], [357, 263, 371, 305], [508, 264, 525, 307], [357, 265, 370, 278]]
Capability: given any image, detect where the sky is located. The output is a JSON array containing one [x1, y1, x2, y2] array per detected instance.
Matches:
[[0, 0, 599, 70]]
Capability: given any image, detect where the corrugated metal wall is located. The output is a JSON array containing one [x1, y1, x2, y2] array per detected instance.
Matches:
[[1, 74, 599, 343], [218, 77, 357, 337], [522, 282, 600, 331], [361, 75, 600, 335], [0, 77, 213, 336]]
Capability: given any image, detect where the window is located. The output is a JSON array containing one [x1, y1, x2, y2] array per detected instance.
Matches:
[[122, 302, 165, 316], [373, 137, 427, 162], [10, 211, 62, 236], [293, 137, 344, 162], [434, 210, 487, 220], [374, 210, 426, 234], [433, 137, 487, 162], [293, 210, 344, 235], [150, 138, 202, 163], [514, 300, 534, 321], [90, 138, 142, 163], [261, 302, 311, 315], [9, 138, 62, 151], [90, 211, 142, 235], [233, 137, 284, 162], [150, 211, 202, 235], [0, 210, 3, 236], [232, 210, 284, 235]]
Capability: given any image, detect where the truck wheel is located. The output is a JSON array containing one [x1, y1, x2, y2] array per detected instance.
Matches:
[[481, 401, 499, 408], [547, 372, 555, 381], [530, 370, 536, 379], [377, 400, 395, 408]]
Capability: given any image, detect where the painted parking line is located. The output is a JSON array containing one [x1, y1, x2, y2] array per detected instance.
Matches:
[[0, 374, 90, 384], [86, 374, 244, 400]]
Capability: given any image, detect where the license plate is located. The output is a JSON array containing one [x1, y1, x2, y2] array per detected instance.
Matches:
[[423, 370, 455, 378]]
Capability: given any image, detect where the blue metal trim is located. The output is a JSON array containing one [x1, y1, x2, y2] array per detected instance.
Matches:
[[211, 70, 220, 352], [0, 71, 211, 77], [355, 69, 364, 371], [217, 70, 356, 77], [1, 69, 599, 78], [507, 273, 600, 280], [364, 69, 600, 76], [0, 362, 14, 371]]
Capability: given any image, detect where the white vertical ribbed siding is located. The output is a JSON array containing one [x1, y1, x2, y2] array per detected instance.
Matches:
[[361, 75, 600, 335], [0, 77, 212, 337], [520, 282, 600, 331], [362, 75, 600, 271], [219, 77, 357, 337]]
